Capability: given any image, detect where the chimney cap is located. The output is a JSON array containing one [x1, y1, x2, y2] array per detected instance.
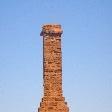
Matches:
[[40, 24, 63, 36]]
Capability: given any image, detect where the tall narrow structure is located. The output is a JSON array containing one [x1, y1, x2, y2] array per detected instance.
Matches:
[[38, 24, 69, 112]]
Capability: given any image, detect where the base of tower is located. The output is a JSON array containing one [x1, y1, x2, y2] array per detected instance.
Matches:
[[38, 96, 69, 112]]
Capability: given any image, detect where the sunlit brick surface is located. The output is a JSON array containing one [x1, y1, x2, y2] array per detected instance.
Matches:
[[38, 24, 69, 112]]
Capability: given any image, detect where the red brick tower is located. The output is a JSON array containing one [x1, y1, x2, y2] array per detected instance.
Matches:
[[38, 24, 69, 112]]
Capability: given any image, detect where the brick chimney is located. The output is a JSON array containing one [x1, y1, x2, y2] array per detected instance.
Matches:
[[38, 24, 69, 112]]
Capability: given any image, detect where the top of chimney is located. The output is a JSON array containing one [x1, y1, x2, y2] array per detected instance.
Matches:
[[40, 24, 63, 36]]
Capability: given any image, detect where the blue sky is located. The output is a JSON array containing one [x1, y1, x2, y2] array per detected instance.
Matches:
[[0, 0, 112, 112]]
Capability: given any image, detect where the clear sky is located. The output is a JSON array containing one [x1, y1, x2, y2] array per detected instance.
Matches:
[[0, 0, 112, 112]]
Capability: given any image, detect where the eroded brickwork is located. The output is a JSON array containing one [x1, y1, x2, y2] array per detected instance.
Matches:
[[38, 24, 69, 112]]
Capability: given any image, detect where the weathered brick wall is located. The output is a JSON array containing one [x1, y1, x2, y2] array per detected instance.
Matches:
[[38, 24, 69, 112]]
